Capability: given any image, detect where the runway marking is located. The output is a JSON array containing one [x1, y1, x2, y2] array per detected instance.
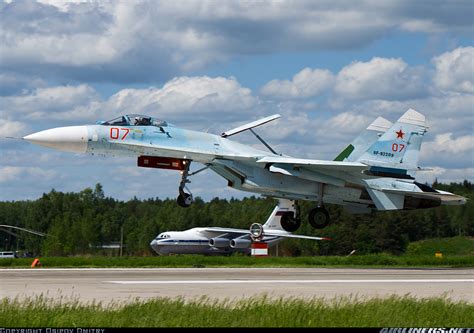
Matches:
[[107, 279, 474, 284]]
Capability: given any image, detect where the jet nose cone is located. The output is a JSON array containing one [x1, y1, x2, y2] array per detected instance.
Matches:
[[23, 126, 88, 153], [150, 240, 160, 254]]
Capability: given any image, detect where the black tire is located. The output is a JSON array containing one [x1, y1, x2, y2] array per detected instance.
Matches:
[[280, 212, 301, 232], [177, 193, 193, 208], [308, 207, 330, 229]]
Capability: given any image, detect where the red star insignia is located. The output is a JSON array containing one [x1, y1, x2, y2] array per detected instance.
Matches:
[[395, 129, 404, 139]]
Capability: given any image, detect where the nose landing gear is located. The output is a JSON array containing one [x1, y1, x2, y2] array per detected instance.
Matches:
[[177, 160, 194, 208], [177, 191, 193, 208]]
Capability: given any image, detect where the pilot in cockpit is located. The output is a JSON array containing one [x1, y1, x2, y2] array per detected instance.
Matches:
[[134, 116, 151, 126]]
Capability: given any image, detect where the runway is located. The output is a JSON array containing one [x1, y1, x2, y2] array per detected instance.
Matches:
[[1, 268, 472, 304]]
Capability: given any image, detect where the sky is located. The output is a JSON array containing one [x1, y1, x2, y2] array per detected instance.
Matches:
[[0, 0, 473, 201]]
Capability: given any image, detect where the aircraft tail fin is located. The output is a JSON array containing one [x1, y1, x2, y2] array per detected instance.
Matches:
[[334, 116, 393, 162], [357, 108, 427, 175], [262, 199, 297, 231]]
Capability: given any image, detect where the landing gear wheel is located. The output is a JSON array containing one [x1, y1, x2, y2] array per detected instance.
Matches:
[[177, 160, 194, 208], [177, 192, 193, 208], [280, 212, 301, 232], [308, 207, 330, 229]]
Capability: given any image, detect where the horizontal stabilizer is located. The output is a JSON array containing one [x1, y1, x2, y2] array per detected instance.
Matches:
[[380, 189, 466, 206], [221, 114, 280, 137], [366, 188, 404, 210]]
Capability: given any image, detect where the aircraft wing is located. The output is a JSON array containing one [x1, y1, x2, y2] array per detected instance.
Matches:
[[262, 231, 329, 241], [257, 156, 368, 186], [201, 227, 328, 241], [257, 156, 368, 173], [201, 227, 250, 235]]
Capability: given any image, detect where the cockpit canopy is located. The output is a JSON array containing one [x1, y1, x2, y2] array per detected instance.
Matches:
[[100, 114, 167, 127]]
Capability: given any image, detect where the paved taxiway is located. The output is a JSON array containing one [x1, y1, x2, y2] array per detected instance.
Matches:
[[0, 268, 472, 303]]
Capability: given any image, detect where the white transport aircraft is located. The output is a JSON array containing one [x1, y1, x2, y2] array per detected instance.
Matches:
[[150, 199, 328, 255]]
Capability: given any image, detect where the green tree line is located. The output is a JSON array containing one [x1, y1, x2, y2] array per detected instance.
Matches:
[[0, 181, 472, 256]]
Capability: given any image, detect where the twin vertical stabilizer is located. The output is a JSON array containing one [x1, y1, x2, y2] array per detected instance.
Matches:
[[357, 108, 427, 172]]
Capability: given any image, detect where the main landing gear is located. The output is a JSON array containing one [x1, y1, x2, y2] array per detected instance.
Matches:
[[307, 183, 331, 229], [289, 201, 330, 230], [308, 206, 330, 229], [177, 160, 194, 208], [280, 211, 301, 232]]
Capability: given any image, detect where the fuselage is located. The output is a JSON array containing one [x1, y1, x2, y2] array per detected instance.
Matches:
[[24, 122, 366, 204], [150, 228, 282, 255]]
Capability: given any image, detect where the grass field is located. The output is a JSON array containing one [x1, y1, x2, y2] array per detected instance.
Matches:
[[1, 295, 472, 327], [1, 253, 473, 268], [407, 236, 474, 256]]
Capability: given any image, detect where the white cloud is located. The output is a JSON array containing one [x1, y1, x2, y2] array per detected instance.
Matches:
[[334, 57, 427, 101], [0, 72, 46, 96], [37, 0, 86, 12], [420, 133, 474, 169], [0, 84, 99, 120], [0, 119, 27, 137], [422, 133, 474, 155], [260, 68, 335, 99], [415, 167, 474, 185], [432, 46, 474, 93], [0, 166, 57, 183], [101, 76, 258, 124], [1, 1, 472, 83], [0, 166, 22, 183], [330, 112, 372, 135], [0, 76, 259, 129], [332, 92, 474, 136]]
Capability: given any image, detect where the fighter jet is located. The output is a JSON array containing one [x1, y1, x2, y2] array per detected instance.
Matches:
[[23, 108, 466, 232], [150, 199, 328, 255]]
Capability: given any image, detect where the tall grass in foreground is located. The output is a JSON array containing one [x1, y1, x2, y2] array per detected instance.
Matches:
[[1, 295, 472, 327], [1, 254, 473, 268]]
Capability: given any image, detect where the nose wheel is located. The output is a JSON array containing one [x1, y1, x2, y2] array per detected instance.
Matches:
[[177, 160, 194, 208], [177, 191, 193, 207]]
